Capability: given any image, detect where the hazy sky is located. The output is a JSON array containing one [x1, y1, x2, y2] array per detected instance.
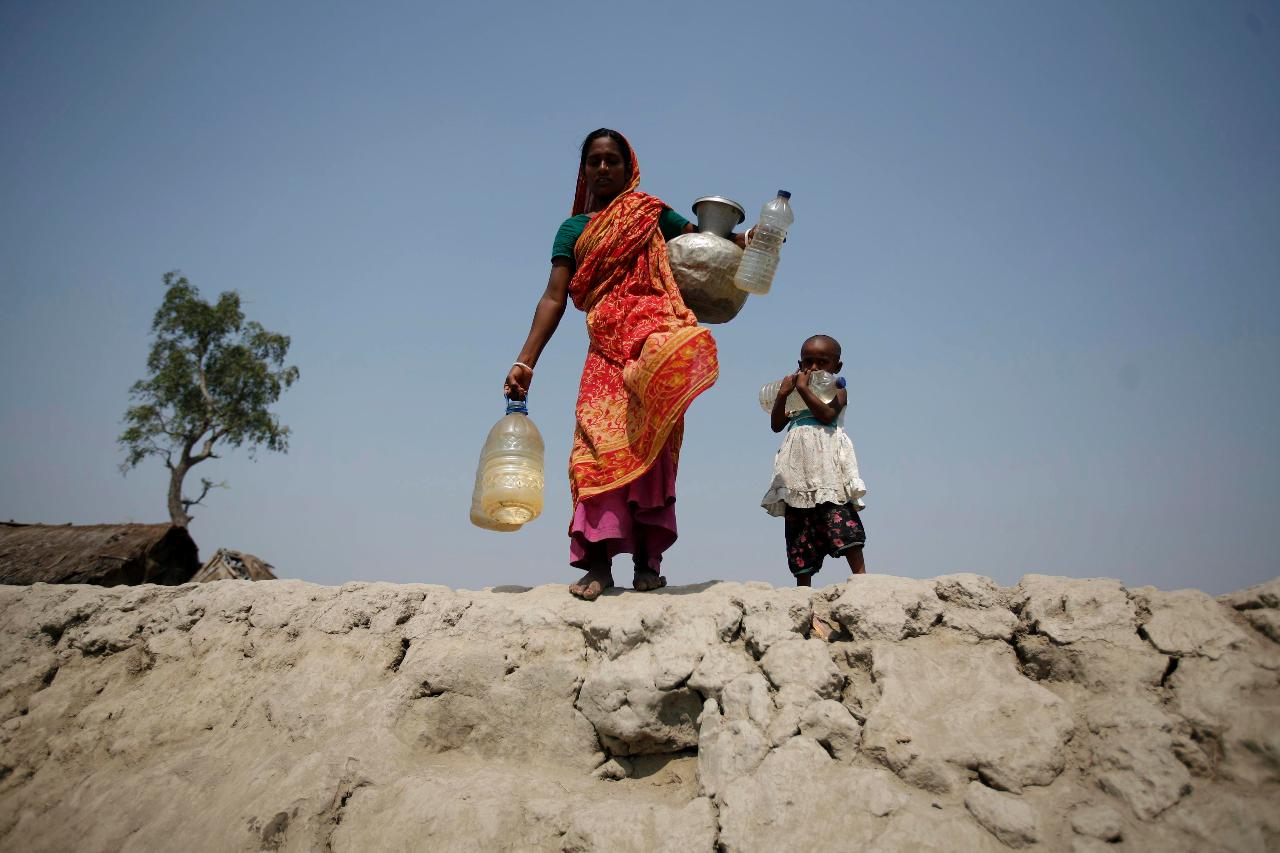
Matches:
[[2, 1, 1277, 594]]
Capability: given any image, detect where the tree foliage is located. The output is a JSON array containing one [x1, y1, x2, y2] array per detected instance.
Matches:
[[119, 272, 300, 526]]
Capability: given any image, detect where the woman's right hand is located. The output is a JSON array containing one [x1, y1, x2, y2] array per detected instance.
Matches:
[[505, 363, 533, 401]]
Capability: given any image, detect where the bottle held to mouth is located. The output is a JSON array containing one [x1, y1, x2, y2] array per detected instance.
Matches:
[[758, 370, 838, 416]]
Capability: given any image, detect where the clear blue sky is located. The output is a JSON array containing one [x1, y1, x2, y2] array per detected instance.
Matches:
[[2, 1, 1277, 594]]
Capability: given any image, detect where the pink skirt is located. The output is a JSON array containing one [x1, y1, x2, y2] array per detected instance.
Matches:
[[569, 442, 677, 573]]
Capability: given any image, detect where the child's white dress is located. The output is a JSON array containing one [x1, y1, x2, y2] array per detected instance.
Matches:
[[761, 407, 867, 517]]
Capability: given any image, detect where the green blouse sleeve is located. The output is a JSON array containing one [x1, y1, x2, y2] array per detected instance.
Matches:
[[551, 208, 690, 263], [551, 215, 591, 261], [659, 207, 691, 240]]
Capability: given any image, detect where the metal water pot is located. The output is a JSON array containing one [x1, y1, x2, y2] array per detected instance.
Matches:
[[667, 196, 748, 324]]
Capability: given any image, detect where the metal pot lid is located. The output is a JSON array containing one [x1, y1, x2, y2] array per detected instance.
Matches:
[[691, 196, 746, 225]]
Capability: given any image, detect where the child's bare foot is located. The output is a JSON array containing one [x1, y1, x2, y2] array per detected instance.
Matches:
[[569, 569, 614, 601], [632, 568, 667, 592], [795, 574, 813, 587]]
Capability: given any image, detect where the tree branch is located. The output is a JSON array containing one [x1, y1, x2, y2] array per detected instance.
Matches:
[[189, 429, 222, 465], [155, 408, 185, 442], [181, 477, 223, 512], [180, 436, 199, 469], [196, 351, 214, 408], [124, 434, 173, 470]]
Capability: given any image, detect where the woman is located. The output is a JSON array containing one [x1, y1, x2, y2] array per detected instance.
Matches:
[[504, 129, 745, 601]]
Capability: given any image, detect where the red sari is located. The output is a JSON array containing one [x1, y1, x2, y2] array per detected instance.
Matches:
[[565, 141, 718, 570]]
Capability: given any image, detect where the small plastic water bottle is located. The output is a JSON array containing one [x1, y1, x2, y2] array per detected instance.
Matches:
[[758, 371, 839, 416], [474, 399, 545, 528], [734, 190, 794, 295]]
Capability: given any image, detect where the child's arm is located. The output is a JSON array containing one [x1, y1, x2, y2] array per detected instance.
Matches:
[[770, 373, 799, 433], [794, 372, 845, 425]]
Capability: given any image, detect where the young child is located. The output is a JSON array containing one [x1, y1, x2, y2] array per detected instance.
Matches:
[[761, 334, 868, 586]]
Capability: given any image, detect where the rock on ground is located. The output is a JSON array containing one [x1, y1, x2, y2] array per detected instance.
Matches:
[[0, 573, 1276, 851], [964, 780, 1038, 847]]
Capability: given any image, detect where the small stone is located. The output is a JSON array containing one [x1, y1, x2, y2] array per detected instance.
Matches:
[[1069, 803, 1124, 841], [1217, 578, 1280, 611], [830, 576, 944, 641], [739, 592, 811, 657], [1139, 589, 1250, 660], [964, 781, 1038, 848], [592, 758, 631, 781], [697, 700, 770, 798], [1015, 575, 1139, 645], [861, 641, 1073, 793], [760, 639, 842, 698], [1244, 609, 1280, 643], [799, 700, 862, 761], [720, 674, 773, 728], [688, 645, 757, 701]]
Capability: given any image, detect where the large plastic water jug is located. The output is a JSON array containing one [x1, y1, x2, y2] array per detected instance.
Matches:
[[734, 191, 794, 295], [470, 464, 521, 532], [759, 370, 838, 417], [475, 399, 545, 527]]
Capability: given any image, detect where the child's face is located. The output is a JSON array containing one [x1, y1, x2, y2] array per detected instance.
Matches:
[[798, 338, 842, 374]]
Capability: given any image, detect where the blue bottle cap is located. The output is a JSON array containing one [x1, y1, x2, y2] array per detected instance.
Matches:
[[505, 398, 529, 415], [777, 190, 791, 199]]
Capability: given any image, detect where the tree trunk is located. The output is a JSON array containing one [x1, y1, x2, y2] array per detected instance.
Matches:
[[167, 463, 192, 527]]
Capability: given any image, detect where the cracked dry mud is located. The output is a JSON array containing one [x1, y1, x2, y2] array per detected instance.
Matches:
[[0, 573, 1277, 852]]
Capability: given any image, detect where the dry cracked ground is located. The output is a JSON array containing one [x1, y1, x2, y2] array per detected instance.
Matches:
[[0, 573, 1277, 852]]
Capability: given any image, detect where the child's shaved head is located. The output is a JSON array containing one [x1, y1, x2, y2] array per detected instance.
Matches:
[[804, 334, 842, 360]]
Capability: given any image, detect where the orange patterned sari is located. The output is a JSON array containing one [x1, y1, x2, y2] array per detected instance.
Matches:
[[567, 142, 718, 506]]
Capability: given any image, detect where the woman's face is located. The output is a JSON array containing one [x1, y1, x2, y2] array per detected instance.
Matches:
[[583, 137, 629, 204]]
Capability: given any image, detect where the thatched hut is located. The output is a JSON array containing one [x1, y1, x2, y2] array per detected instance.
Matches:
[[192, 549, 277, 582], [0, 522, 199, 586]]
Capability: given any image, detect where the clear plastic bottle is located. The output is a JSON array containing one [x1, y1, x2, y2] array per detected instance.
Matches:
[[475, 399, 545, 528], [734, 190, 794, 295], [759, 370, 838, 416]]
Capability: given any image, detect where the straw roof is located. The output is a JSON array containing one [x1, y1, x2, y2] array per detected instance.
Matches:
[[192, 549, 278, 582], [0, 522, 199, 586]]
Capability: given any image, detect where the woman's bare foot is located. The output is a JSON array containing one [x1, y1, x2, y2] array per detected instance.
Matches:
[[569, 569, 614, 601], [632, 568, 667, 592]]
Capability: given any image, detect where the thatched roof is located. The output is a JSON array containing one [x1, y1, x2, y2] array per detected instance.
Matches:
[[0, 522, 199, 586], [192, 549, 277, 582]]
